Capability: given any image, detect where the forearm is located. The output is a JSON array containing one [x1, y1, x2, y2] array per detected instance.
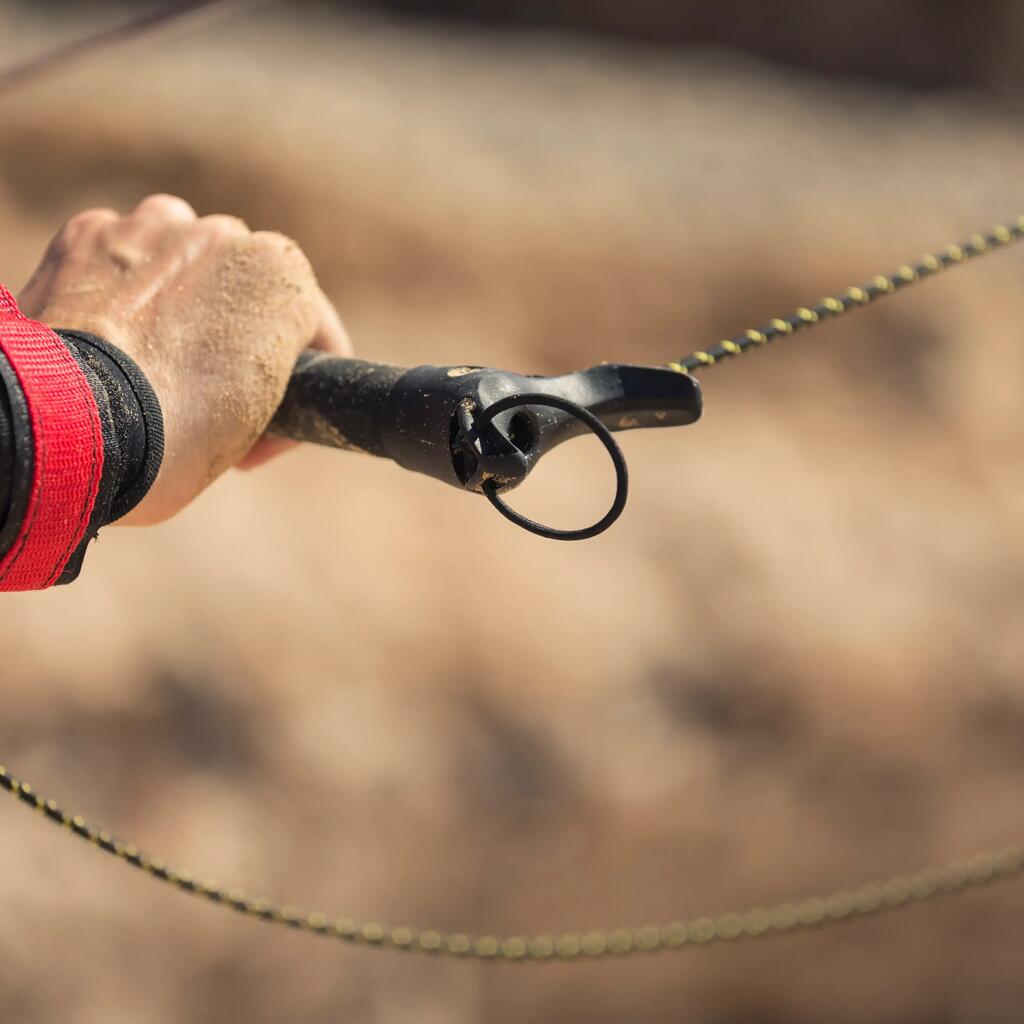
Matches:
[[0, 287, 163, 590]]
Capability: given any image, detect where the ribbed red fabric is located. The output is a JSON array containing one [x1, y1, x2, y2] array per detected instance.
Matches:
[[0, 285, 103, 591]]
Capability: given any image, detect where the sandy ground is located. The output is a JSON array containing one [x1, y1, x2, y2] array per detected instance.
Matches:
[[1, 6, 1023, 1022]]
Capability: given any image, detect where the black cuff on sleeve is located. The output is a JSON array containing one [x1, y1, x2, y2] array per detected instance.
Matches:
[[52, 330, 164, 584], [56, 331, 165, 522], [0, 329, 163, 585]]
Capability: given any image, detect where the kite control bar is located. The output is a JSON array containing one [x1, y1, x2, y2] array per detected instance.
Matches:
[[268, 353, 704, 539]]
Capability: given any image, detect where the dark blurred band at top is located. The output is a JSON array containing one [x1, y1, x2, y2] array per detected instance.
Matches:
[[24, 0, 1024, 97]]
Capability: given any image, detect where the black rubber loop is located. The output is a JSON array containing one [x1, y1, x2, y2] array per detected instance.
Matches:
[[467, 393, 629, 541]]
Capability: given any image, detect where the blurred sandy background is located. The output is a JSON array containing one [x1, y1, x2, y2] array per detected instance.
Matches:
[[1, 2, 1023, 1021]]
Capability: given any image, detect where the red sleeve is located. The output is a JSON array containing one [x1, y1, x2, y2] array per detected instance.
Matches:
[[0, 285, 104, 591]]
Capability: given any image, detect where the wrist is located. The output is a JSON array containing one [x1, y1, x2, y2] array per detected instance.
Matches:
[[54, 330, 164, 524], [0, 287, 104, 589], [0, 286, 164, 589]]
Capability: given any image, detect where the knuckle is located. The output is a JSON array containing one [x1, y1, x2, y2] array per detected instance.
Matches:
[[198, 213, 249, 238], [136, 193, 195, 218], [250, 229, 302, 256], [63, 207, 118, 238], [250, 231, 314, 276]]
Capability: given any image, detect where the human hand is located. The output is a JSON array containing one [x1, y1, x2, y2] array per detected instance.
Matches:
[[17, 193, 351, 525]]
